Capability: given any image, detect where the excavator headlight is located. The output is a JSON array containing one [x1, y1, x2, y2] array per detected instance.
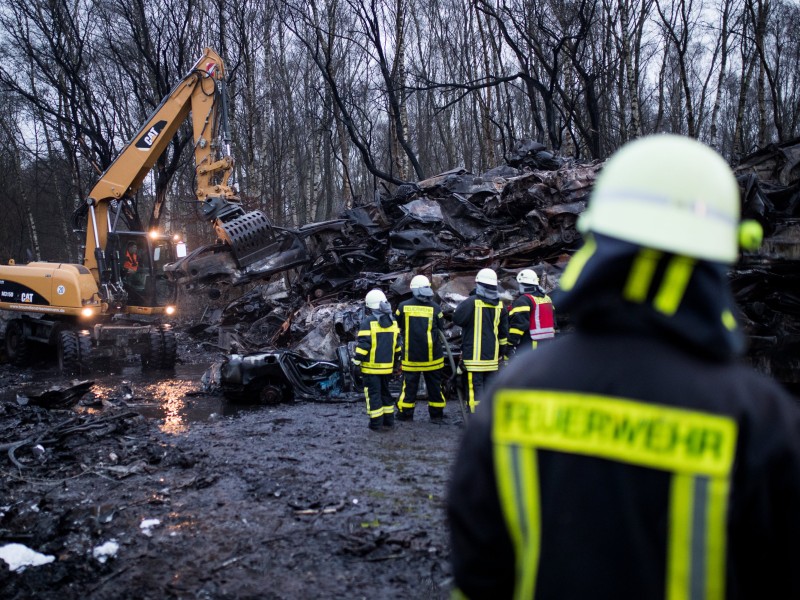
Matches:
[[149, 230, 160, 239], [81, 307, 95, 318], [165, 305, 176, 316]]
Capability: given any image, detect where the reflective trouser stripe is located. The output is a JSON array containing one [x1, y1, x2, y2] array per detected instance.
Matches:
[[467, 372, 477, 413], [397, 378, 413, 410], [364, 387, 383, 418], [495, 444, 541, 600], [667, 474, 728, 600], [463, 360, 499, 371]]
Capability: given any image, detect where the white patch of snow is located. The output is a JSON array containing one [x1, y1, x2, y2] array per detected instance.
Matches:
[[92, 540, 119, 563], [140, 518, 161, 536], [0, 543, 55, 572]]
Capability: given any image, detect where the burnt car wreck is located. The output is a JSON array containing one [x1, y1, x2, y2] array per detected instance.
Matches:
[[191, 138, 800, 399]]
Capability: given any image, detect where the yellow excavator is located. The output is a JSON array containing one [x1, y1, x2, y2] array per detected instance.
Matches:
[[0, 47, 277, 374]]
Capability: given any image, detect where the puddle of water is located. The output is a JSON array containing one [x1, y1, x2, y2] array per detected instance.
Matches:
[[6, 363, 266, 435]]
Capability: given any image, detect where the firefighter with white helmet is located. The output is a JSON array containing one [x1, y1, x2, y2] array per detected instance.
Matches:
[[448, 135, 800, 599], [395, 274, 447, 421], [353, 289, 401, 430], [452, 268, 509, 413], [508, 268, 556, 354]]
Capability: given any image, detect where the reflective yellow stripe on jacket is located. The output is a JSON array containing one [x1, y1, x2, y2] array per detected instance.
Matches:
[[463, 299, 504, 371], [492, 390, 737, 600], [356, 320, 400, 374], [400, 304, 444, 370]]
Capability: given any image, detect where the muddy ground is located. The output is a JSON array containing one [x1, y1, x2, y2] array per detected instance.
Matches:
[[0, 332, 462, 599]]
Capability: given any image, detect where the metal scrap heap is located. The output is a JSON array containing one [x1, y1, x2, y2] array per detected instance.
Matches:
[[732, 138, 800, 388], [196, 138, 800, 400]]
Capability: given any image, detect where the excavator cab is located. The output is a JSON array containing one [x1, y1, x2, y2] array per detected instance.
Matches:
[[107, 232, 180, 311]]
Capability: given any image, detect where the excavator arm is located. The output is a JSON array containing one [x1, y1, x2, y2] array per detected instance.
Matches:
[[83, 48, 279, 293]]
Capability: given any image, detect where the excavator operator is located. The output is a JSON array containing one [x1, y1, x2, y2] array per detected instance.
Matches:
[[123, 242, 140, 274], [123, 242, 146, 293]]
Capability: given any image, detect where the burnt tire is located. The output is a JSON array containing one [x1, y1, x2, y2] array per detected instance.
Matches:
[[58, 330, 92, 376], [5, 320, 30, 367], [142, 325, 176, 371], [142, 327, 165, 371], [160, 325, 177, 370]]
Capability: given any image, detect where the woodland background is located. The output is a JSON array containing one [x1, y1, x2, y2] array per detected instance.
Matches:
[[0, 0, 798, 264]]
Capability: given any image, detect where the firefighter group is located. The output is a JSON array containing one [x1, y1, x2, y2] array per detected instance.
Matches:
[[351, 266, 555, 431]]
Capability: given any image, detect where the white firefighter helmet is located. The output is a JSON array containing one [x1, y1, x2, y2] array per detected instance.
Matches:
[[365, 289, 388, 310], [475, 268, 498, 286], [578, 134, 742, 263], [516, 269, 539, 286], [410, 274, 431, 289]]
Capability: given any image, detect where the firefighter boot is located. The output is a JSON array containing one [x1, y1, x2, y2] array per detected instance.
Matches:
[[396, 407, 414, 421], [429, 407, 445, 422]]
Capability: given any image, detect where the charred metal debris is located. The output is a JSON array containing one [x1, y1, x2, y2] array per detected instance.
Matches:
[[194, 139, 800, 399], [733, 137, 800, 388]]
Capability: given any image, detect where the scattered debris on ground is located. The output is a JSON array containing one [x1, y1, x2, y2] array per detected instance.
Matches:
[[2, 139, 800, 598]]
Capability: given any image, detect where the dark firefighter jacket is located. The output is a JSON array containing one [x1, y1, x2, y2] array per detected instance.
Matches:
[[395, 297, 445, 371], [124, 250, 139, 272], [447, 235, 800, 600], [453, 292, 509, 371], [353, 312, 401, 375], [508, 291, 555, 348]]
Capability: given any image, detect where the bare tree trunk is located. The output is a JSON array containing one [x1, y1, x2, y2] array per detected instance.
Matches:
[[710, 0, 735, 150], [619, 0, 643, 138], [733, 50, 757, 158]]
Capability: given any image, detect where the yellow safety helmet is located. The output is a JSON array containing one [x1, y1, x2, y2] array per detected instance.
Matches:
[[579, 135, 750, 264]]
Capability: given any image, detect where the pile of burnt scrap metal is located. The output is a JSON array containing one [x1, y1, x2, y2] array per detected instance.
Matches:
[[732, 138, 800, 390], [199, 140, 598, 401], [198, 138, 800, 401]]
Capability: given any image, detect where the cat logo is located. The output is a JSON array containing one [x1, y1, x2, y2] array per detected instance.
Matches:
[[135, 120, 167, 150], [21, 293, 34, 303]]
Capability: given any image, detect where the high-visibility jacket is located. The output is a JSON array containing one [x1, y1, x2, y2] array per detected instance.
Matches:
[[395, 298, 445, 372], [453, 293, 509, 372], [508, 293, 555, 349], [448, 332, 800, 599], [124, 250, 139, 272], [353, 312, 401, 375]]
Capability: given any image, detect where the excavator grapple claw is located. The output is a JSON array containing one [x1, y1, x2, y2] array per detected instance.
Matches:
[[215, 210, 278, 267]]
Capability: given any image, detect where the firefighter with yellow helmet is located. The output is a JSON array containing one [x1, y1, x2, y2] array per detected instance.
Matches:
[[508, 268, 556, 354], [395, 274, 447, 421], [448, 135, 800, 598], [453, 268, 509, 413], [353, 289, 401, 431]]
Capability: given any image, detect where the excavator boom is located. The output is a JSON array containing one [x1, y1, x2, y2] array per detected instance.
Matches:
[[83, 47, 276, 291]]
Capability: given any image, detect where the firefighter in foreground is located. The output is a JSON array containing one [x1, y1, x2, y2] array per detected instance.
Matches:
[[447, 135, 800, 599], [507, 269, 555, 356], [453, 268, 509, 413], [395, 274, 447, 421], [353, 289, 401, 431]]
